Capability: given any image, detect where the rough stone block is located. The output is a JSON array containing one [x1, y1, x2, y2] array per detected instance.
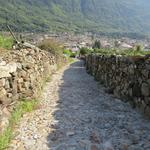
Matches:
[[141, 82, 149, 97], [18, 78, 24, 83], [0, 88, 7, 98], [132, 83, 141, 97], [5, 80, 11, 89], [0, 79, 5, 87], [0, 70, 11, 78], [7, 62, 17, 73], [0, 61, 6, 66]]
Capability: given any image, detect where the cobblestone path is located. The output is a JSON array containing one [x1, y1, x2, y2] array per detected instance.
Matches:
[[8, 61, 150, 150]]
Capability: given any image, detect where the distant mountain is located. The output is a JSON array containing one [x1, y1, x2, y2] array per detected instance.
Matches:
[[0, 0, 150, 38]]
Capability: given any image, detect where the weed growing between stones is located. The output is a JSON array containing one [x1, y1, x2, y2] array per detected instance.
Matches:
[[45, 76, 52, 83], [0, 99, 38, 150]]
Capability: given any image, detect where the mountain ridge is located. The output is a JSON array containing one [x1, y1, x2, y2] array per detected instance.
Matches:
[[0, 0, 150, 38]]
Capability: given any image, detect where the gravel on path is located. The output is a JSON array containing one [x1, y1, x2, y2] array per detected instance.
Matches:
[[8, 60, 150, 150]]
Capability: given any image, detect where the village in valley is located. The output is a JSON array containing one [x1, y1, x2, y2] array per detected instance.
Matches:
[[22, 31, 150, 54]]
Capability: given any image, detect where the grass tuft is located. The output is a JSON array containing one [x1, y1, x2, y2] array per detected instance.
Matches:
[[0, 35, 13, 50], [0, 99, 38, 150]]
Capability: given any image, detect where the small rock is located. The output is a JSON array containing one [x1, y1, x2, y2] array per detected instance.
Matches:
[[0, 61, 6, 66], [33, 134, 38, 139], [11, 139, 18, 145], [67, 131, 75, 136], [90, 132, 101, 144], [103, 141, 114, 150], [79, 139, 90, 147], [90, 144, 99, 150], [0, 78, 5, 87], [0, 88, 7, 98], [122, 144, 129, 150], [2, 107, 11, 117]]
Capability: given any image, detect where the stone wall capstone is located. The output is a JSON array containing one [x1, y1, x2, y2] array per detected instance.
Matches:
[[0, 48, 64, 133], [85, 54, 150, 116]]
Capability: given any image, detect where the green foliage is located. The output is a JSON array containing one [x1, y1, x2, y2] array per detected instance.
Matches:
[[63, 49, 78, 58], [0, 99, 38, 150], [0, 0, 150, 37], [0, 35, 13, 49], [92, 48, 150, 56], [135, 45, 143, 52], [94, 48, 109, 54], [93, 40, 101, 49], [0, 128, 12, 150], [80, 47, 93, 55], [63, 49, 72, 57], [70, 52, 76, 58]]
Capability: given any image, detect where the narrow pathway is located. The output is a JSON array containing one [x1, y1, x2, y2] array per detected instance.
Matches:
[[9, 61, 150, 150]]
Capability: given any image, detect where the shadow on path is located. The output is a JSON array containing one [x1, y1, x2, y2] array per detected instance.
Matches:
[[46, 60, 150, 150]]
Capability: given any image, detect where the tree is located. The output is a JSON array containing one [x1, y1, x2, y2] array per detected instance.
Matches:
[[92, 40, 101, 49], [135, 45, 142, 52]]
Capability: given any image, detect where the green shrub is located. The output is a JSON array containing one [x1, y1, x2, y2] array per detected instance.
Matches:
[[135, 45, 143, 52], [93, 40, 101, 49], [94, 48, 110, 54], [80, 47, 92, 55], [63, 49, 72, 56], [70, 52, 76, 58], [92, 48, 150, 56], [0, 35, 13, 49]]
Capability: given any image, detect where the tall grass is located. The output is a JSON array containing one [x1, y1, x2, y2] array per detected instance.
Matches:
[[38, 39, 64, 56]]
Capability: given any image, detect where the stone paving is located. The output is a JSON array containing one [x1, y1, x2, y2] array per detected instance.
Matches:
[[8, 60, 150, 150]]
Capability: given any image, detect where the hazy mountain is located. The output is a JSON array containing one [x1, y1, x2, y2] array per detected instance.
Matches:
[[0, 0, 150, 37]]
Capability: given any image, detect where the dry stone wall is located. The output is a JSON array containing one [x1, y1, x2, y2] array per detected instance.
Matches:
[[0, 48, 65, 133], [85, 54, 150, 116]]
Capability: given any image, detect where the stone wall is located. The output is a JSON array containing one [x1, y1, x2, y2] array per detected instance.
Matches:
[[0, 48, 65, 133], [85, 54, 150, 116]]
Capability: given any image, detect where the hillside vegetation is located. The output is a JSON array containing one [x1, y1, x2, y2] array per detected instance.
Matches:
[[80, 46, 150, 57], [0, 0, 150, 38]]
